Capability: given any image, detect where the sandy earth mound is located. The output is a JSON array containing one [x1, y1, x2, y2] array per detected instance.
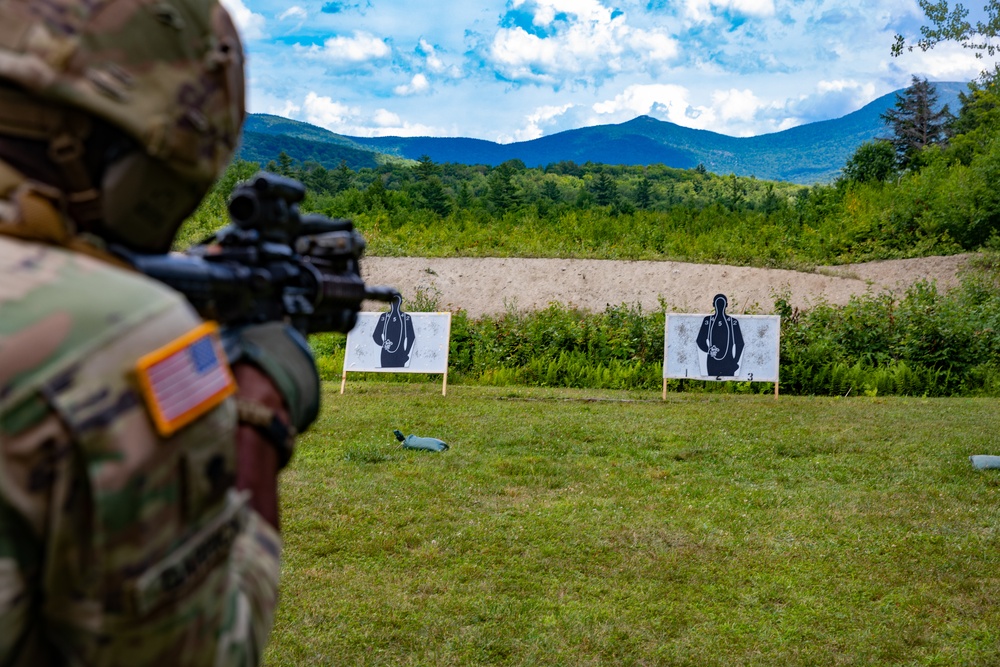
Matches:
[[361, 254, 975, 317]]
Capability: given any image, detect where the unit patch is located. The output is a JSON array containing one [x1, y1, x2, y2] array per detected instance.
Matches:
[[135, 322, 235, 437]]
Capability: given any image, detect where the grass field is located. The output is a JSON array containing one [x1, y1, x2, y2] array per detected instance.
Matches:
[[265, 382, 1000, 666]]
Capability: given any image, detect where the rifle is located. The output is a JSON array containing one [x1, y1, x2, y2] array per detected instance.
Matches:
[[115, 171, 397, 336]]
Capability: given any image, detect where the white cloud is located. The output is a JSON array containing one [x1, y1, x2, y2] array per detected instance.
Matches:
[[278, 6, 307, 21], [592, 84, 692, 123], [502, 103, 576, 142], [219, 0, 266, 41], [373, 109, 402, 127], [394, 74, 430, 96], [905, 42, 995, 80], [295, 31, 391, 66], [289, 91, 442, 138], [713, 88, 762, 123], [417, 39, 463, 78], [684, 0, 775, 22], [511, 0, 611, 23], [487, 4, 679, 85], [300, 92, 359, 130]]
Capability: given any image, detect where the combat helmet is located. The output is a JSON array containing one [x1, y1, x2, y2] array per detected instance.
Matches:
[[0, 0, 245, 253]]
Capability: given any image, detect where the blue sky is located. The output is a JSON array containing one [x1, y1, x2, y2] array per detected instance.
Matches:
[[220, 0, 996, 142]]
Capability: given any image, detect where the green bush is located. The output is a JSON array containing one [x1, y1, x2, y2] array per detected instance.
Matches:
[[310, 253, 1000, 397]]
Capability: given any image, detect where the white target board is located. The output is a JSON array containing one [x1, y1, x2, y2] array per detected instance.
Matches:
[[663, 314, 780, 383], [341, 311, 452, 395]]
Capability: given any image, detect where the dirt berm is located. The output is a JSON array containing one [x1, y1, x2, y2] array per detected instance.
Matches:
[[361, 254, 974, 317]]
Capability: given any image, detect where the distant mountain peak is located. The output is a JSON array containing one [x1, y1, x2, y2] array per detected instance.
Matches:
[[240, 81, 965, 185]]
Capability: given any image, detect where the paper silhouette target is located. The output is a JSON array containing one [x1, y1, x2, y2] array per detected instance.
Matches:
[[372, 294, 415, 368], [664, 294, 780, 383], [341, 296, 452, 400]]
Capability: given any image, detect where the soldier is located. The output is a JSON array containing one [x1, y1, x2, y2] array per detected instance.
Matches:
[[0, 1, 318, 665]]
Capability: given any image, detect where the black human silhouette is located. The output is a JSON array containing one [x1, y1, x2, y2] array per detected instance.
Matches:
[[695, 293, 744, 376], [372, 294, 416, 368]]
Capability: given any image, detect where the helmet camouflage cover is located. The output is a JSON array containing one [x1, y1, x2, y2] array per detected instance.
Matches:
[[0, 0, 245, 250]]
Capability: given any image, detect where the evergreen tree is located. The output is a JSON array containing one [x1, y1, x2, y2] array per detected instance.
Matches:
[[591, 172, 618, 207], [724, 173, 746, 211], [331, 160, 353, 193], [455, 181, 473, 210], [415, 154, 441, 181], [418, 176, 452, 216], [634, 177, 653, 209], [364, 176, 390, 210], [304, 165, 332, 193], [880, 76, 954, 170], [540, 179, 562, 203], [277, 150, 295, 177], [486, 161, 521, 213]]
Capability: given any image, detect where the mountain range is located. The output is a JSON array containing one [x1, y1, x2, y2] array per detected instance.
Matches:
[[238, 82, 965, 185]]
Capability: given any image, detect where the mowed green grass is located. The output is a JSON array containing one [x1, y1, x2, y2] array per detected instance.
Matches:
[[266, 382, 1000, 666]]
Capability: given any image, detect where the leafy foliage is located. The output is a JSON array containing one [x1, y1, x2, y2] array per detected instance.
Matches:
[[308, 250, 1000, 397], [173, 71, 1000, 397], [840, 140, 897, 184]]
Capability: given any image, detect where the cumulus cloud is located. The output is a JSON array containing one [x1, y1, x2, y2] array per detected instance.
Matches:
[[219, 0, 266, 41], [586, 83, 853, 136], [905, 42, 995, 80], [417, 39, 463, 78], [394, 74, 431, 96], [486, 0, 679, 86], [592, 84, 693, 123], [290, 91, 442, 137], [300, 92, 360, 130], [294, 31, 391, 68], [684, 0, 776, 22], [501, 103, 576, 142]]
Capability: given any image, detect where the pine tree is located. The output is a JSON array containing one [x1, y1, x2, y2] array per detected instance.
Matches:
[[418, 176, 452, 216], [634, 177, 653, 209], [486, 161, 521, 213], [331, 160, 353, 193], [455, 182, 473, 210], [591, 172, 618, 207], [277, 150, 295, 177], [540, 179, 562, 203], [880, 76, 954, 170]]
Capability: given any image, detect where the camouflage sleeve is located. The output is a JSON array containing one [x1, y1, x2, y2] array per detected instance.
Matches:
[[0, 412, 73, 665], [0, 405, 283, 667], [214, 510, 282, 666], [0, 239, 283, 666]]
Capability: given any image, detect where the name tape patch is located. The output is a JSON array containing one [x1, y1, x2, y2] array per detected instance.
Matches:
[[135, 321, 236, 437]]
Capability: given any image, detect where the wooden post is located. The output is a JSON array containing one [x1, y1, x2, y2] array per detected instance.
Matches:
[[340, 370, 348, 395], [774, 325, 781, 399], [442, 370, 448, 396], [662, 377, 667, 400]]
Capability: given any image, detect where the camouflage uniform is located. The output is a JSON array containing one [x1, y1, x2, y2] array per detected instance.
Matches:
[[0, 1, 287, 664], [0, 175, 282, 667]]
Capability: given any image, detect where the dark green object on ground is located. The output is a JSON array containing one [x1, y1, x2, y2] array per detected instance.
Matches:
[[394, 429, 449, 452]]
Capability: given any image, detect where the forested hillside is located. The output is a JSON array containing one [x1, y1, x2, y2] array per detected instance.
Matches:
[[177, 74, 1000, 397], [182, 74, 995, 269], [236, 83, 963, 184]]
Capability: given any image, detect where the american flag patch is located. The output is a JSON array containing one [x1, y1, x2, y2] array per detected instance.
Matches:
[[135, 322, 236, 437]]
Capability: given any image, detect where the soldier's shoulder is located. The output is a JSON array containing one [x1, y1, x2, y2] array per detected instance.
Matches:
[[0, 236, 197, 406]]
